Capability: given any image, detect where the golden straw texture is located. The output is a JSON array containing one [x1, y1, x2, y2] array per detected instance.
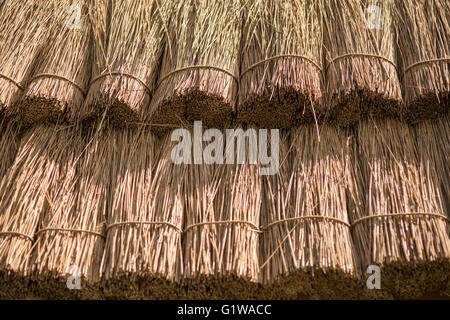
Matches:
[[0, 1, 55, 113], [149, 0, 241, 130], [261, 127, 360, 299], [350, 120, 450, 298], [0, 126, 81, 298], [239, 0, 323, 128], [323, 0, 402, 126], [395, 0, 449, 121], [76, 0, 168, 126], [101, 129, 183, 299], [0, 121, 20, 180], [18, 0, 92, 126]]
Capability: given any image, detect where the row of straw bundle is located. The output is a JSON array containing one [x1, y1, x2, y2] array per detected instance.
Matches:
[[149, 0, 241, 130], [182, 132, 262, 298], [101, 130, 184, 299], [0, 125, 81, 299], [239, 0, 323, 128], [261, 127, 363, 299], [350, 120, 450, 299], [77, 0, 170, 127], [322, 0, 402, 126], [395, 0, 449, 121], [25, 127, 110, 299], [17, 0, 92, 127], [0, 1, 55, 114]]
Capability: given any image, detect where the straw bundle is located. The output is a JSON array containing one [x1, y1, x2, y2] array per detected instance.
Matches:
[[395, 0, 449, 121], [101, 131, 184, 299], [183, 131, 261, 299], [24, 128, 108, 300], [239, 0, 323, 128], [351, 120, 450, 298], [261, 126, 363, 299], [0, 1, 54, 114], [323, 0, 402, 126], [17, 0, 92, 126], [76, 0, 169, 127], [149, 0, 241, 130], [0, 126, 80, 299]]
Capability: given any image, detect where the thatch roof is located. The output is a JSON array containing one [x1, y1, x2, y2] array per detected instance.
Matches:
[[0, 0, 449, 299]]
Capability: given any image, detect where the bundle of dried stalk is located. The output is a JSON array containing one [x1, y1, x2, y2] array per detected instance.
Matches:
[[0, 1, 55, 114], [76, 0, 169, 127], [149, 0, 241, 130], [323, 0, 402, 127], [17, 0, 92, 126], [182, 130, 262, 299], [0, 126, 81, 299], [261, 126, 367, 299], [25, 128, 108, 300], [101, 130, 184, 299], [351, 120, 450, 298], [395, 0, 449, 122], [415, 115, 450, 219], [239, 0, 323, 128]]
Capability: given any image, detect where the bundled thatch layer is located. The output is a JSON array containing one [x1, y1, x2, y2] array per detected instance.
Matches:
[[323, 0, 402, 126], [149, 0, 241, 130], [351, 120, 450, 298], [101, 130, 183, 299], [261, 127, 364, 299], [76, 0, 169, 126], [239, 0, 323, 128], [0, 126, 81, 299], [17, 0, 92, 126], [0, 1, 54, 113], [183, 129, 261, 299], [395, 0, 449, 121]]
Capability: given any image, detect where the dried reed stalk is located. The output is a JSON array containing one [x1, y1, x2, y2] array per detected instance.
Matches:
[[395, 0, 449, 121], [149, 0, 241, 130], [24, 128, 107, 299], [351, 120, 450, 298], [323, 0, 402, 126], [0, 120, 21, 180], [183, 130, 261, 299], [18, 0, 92, 126], [0, 1, 55, 114], [239, 0, 323, 128], [76, 0, 168, 127], [261, 126, 362, 299], [0, 126, 80, 298], [101, 130, 184, 299]]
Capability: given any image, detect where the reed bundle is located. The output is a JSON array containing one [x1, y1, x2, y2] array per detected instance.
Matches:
[[24, 128, 107, 299], [149, 0, 241, 130], [101, 130, 183, 299], [0, 1, 55, 114], [0, 126, 80, 299], [18, 0, 92, 126], [323, 0, 402, 126], [77, 0, 169, 127], [183, 132, 261, 299], [351, 120, 450, 298], [261, 126, 362, 299], [395, 0, 449, 121], [239, 0, 323, 128]]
